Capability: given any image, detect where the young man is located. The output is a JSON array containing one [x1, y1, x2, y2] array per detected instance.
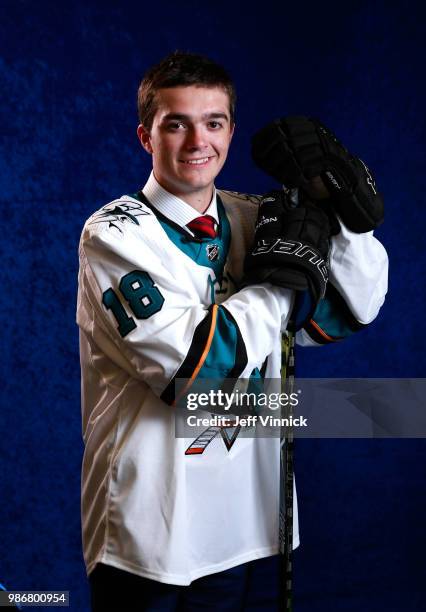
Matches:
[[77, 52, 388, 610]]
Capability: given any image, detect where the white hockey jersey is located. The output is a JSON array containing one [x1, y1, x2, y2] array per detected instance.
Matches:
[[77, 174, 388, 585]]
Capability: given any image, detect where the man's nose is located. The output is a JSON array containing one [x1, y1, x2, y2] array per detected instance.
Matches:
[[185, 126, 207, 149]]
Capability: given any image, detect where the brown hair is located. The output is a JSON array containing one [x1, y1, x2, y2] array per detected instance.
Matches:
[[137, 51, 236, 130]]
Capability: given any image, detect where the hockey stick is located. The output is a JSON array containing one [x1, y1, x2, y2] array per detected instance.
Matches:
[[279, 320, 296, 611], [277, 186, 299, 611]]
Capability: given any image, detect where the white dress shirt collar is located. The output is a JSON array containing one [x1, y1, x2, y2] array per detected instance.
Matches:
[[142, 171, 219, 230]]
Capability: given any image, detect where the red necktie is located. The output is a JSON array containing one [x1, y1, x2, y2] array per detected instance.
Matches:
[[187, 215, 218, 239]]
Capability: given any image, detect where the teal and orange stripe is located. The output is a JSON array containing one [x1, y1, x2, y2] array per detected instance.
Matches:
[[172, 305, 219, 405], [161, 305, 248, 405], [303, 283, 368, 344]]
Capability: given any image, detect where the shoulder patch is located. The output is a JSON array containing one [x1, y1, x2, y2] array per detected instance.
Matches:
[[88, 197, 151, 232]]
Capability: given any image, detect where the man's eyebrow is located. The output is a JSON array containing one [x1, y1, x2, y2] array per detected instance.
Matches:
[[162, 112, 230, 122]]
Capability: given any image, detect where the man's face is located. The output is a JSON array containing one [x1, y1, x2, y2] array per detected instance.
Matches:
[[138, 85, 234, 203]]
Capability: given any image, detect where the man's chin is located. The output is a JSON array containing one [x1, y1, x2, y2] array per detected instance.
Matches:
[[177, 175, 215, 193]]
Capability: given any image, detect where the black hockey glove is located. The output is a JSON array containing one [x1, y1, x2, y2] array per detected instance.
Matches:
[[244, 190, 330, 329], [251, 116, 384, 233]]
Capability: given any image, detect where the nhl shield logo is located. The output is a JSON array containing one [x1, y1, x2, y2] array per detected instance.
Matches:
[[206, 244, 220, 261]]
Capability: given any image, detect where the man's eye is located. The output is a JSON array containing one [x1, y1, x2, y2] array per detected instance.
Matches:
[[208, 121, 223, 129], [167, 122, 185, 130]]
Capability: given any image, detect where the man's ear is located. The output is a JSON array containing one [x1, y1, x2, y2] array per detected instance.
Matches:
[[137, 124, 153, 154]]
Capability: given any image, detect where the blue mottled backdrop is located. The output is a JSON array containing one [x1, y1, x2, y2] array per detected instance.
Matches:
[[1, 1, 425, 610]]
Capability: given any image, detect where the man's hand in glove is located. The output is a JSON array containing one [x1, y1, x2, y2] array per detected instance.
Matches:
[[251, 116, 384, 233], [244, 190, 331, 329]]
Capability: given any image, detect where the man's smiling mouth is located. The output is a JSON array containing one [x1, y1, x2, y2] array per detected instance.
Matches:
[[181, 157, 212, 165]]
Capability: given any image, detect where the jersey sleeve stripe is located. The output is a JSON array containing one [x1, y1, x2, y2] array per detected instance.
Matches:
[[172, 305, 219, 405], [303, 283, 369, 345], [306, 318, 341, 344], [161, 304, 249, 406], [160, 307, 216, 405]]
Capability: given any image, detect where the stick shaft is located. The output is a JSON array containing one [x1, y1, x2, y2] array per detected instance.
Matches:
[[279, 326, 295, 611]]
